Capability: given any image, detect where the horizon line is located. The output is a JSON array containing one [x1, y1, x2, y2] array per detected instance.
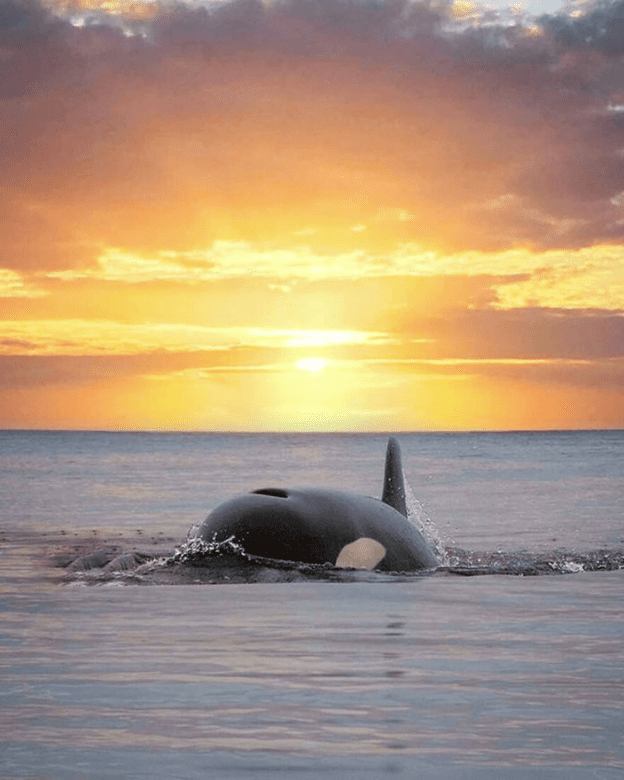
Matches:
[[1, 427, 622, 435]]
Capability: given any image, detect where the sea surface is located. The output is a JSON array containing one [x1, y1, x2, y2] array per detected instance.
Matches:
[[0, 430, 623, 779]]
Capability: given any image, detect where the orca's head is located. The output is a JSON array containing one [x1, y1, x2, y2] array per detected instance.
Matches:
[[199, 487, 386, 568], [199, 488, 319, 563]]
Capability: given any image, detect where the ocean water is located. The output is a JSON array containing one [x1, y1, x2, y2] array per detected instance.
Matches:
[[0, 430, 623, 779]]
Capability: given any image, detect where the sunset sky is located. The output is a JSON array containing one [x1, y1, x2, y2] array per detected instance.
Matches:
[[1, 0, 624, 430]]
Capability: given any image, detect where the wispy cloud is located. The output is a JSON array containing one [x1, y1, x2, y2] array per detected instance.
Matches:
[[0, 320, 392, 355], [38, 242, 624, 311], [0, 269, 48, 298]]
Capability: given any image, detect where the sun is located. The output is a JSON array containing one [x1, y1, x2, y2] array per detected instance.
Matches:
[[296, 357, 329, 373]]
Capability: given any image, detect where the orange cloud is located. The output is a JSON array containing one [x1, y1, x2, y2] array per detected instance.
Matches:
[[3, 0, 624, 269]]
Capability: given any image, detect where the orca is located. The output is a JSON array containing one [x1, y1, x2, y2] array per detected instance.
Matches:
[[197, 437, 438, 571]]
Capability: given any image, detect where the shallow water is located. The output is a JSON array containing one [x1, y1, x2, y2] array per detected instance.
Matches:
[[0, 431, 623, 778]]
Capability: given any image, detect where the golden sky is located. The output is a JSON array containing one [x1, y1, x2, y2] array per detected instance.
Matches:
[[1, 0, 623, 430]]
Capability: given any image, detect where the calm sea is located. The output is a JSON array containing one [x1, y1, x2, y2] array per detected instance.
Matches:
[[0, 430, 623, 779]]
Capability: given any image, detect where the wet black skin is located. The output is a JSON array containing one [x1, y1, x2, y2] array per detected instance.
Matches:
[[198, 438, 438, 572]]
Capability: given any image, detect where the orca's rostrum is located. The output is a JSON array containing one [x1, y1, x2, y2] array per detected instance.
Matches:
[[198, 437, 438, 571]]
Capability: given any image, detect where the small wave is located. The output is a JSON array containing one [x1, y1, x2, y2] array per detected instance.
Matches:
[[155, 536, 404, 584], [61, 535, 431, 585], [441, 548, 624, 576], [57, 532, 624, 585]]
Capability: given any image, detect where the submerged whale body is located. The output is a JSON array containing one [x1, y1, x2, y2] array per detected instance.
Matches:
[[198, 437, 438, 572]]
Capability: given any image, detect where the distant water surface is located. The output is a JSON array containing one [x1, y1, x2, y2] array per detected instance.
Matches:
[[0, 430, 622, 779]]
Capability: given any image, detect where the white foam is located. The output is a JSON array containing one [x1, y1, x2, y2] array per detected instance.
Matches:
[[405, 481, 450, 566]]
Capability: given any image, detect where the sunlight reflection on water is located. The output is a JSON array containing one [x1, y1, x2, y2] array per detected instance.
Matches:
[[2, 575, 623, 778]]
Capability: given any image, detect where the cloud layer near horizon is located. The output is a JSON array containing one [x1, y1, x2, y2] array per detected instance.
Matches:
[[1, 0, 624, 429]]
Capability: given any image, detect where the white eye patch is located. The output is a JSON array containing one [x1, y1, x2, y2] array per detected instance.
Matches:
[[335, 538, 386, 570]]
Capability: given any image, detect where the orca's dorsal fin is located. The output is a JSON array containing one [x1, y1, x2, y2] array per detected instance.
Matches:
[[381, 436, 407, 517]]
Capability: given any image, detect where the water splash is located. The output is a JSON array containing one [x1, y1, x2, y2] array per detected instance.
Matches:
[[169, 534, 245, 564], [404, 481, 450, 566]]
